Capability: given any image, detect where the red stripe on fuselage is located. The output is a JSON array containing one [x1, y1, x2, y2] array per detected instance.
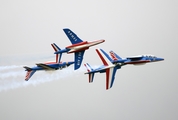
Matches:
[[66, 41, 88, 48], [125, 60, 150, 64], [66, 39, 104, 49], [87, 39, 105, 47], [66, 40, 104, 53], [67, 47, 89, 53]]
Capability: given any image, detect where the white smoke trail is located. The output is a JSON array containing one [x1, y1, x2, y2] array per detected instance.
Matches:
[[0, 65, 23, 71], [0, 65, 87, 92]]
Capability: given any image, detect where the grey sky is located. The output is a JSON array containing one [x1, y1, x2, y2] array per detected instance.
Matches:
[[0, 0, 177, 120]]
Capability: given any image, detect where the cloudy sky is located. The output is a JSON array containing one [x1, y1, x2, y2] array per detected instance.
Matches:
[[0, 0, 177, 120]]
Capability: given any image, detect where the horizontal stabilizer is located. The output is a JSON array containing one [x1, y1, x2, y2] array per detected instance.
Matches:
[[25, 70, 36, 81], [24, 66, 32, 71]]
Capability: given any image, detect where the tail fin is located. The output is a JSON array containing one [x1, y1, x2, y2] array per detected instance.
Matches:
[[24, 66, 36, 81], [63, 28, 83, 44], [51, 43, 62, 63], [84, 63, 95, 83], [84, 63, 93, 72], [109, 51, 122, 61]]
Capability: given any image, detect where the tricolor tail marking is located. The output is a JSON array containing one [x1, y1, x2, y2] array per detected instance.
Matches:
[[51, 43, 61, 52], [110, 51, 118, 60], [51, 43, 61, 63], [84, 63, 94, 83], [84, 63, 93, 72], [109, 51, 122, 61]]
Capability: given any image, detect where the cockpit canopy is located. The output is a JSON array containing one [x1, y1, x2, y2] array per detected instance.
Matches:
[[142, 54, 156, 59]]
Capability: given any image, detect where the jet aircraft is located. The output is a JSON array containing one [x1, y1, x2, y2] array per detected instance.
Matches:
[[109, 50, 164, 65], [84, 49, 121, 90], [24, 44, 74, 81], [53, 28, 105, 70], [84, 49, 164, 90]]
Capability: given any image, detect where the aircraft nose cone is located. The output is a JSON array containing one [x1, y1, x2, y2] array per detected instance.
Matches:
[[99, 39, 105, 43], [157, 58, 164, 61]]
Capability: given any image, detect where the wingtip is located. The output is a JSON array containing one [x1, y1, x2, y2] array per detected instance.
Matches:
[[63, 28, 70, 31], [95, 48, 100, 52], [74, 66, 79, 70]]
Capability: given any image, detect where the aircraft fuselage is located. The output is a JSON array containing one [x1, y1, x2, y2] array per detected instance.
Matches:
[[66, 39, 105, 53]]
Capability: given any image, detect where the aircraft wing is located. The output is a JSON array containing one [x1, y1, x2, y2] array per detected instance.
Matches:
[[96, 49, 118, 89], [105, 66, 117, 90], [74, 51, 85, 70], [96, 49, 113, 66], [63, 28, 83, 44], [36, 63, 56, 70]]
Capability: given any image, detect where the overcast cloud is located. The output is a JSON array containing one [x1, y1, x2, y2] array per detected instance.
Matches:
[[0, 0, 177, 120]]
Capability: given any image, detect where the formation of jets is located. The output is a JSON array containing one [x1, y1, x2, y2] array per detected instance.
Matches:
[[24, 28, 104, 81], [24, 28, 164, 90]]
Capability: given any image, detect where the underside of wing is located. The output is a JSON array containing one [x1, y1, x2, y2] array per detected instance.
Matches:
[[36, 63, 55, 70], [96, 49, 113, 66], [74, 51, 85, 70], [105, 67, 118, 90]]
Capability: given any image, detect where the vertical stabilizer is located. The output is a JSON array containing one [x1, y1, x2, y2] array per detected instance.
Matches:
[[51, 43, 62, 63], [109, 51, 122, 61], [84, 63, 95, 83]]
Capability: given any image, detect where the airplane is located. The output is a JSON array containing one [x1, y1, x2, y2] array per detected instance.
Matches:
[[84, 49, 122, 90], [109, 50, 164, 65], [84, 49, 164, 90], [23, 44, 74, 81], [53, 28, 105, 70]]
